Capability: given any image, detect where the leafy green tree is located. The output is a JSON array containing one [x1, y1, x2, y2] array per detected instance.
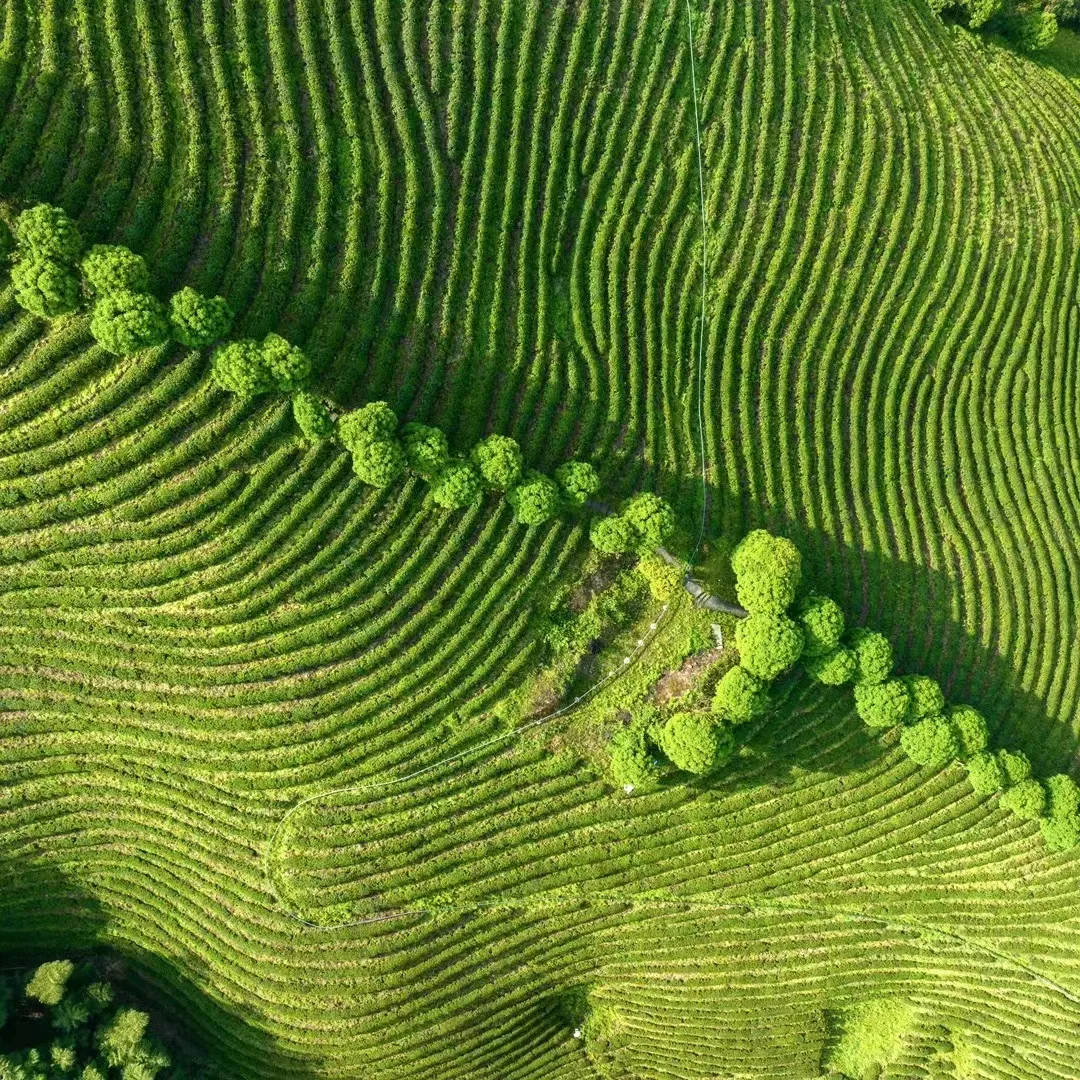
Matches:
[[260, 332, 310, 392], [13, 203, 84, 261], [590, 514, 636, 554], [853, 678, 911, 729], [508, 470, 562, 526], [803, 645, 856, 686], [731, 529, 802, 614], [902, 675, 945, 721], [427, 460, 483, 509], [431, 459, 484, 509], [946, 705, 989, 759], [1040, 773, 1080, 851], [622, 492, 676, 547], [81, 244, 149, 294], [470, 433, 523, 490], [795, 594, 844, 657], [1000, 778, 1047, 821], [292, 391, 334, 441], [25, 960, 74, 1006], [167, 286, 233, 347], [609, 723, 663, 787], [734, 613, 805, 681], [635, 553, 682, 601], [554, 460, 600, 506], [846, 628, 893, 685], [1012, 8, 1058, 49], [401, 422, 450, 478], [998, 748, 1032, 785], [211, 340, 272, 397], [11, 256, 81, 318], [338, 401, 398, 452], [966, 750, 1007, 795], [712, 665, 769, 724], [900, 716, 959, 768], [656, 712, 734, 774], [352, 439, 406, 488], [90, 290, 170, 355]]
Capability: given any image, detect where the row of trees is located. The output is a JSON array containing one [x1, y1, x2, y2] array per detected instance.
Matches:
[[1, 204, 233, 356], [932, 0, 1076, 51], [1, 202, 681, 541], [0, 957, 201, 1080], [605, 528, 1080, 853]]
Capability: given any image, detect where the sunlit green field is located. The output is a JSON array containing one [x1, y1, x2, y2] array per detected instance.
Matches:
[[3, 1, 1080, 1076]]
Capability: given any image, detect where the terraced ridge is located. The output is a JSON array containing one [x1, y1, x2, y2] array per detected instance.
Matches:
[[2, 1, 1080, 1078]]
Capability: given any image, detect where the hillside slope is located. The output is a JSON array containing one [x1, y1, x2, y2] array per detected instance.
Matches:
[[1, 0, 1080, 1077]]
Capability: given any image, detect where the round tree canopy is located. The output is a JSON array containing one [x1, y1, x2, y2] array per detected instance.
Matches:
[[966, 751, 1007, 795], [623, 492, 676, 547], [902, 675, 945, 722], [853, 678, 911, 730], [731, 529, 802, 614], [590, 514, 636, 555], [656, 712, 734, 774], [554, 460, 601, 506], [168, 286, 234, 347], [507, 470, 562, 526], [292, 391, 335, 441], [14, 203, 84, 261], [796, 594, 845, 657], [803, 645, 857, 686], [712, 665, 769, 725], [352, 439, 407, 487], [999, 778, 1047, 822], [431, 459, 484, 509], [735, 613, 805, 681], [401, 422, 450, 478], [89, 290, 170, 355], [82, 243, 149, 294], [946, 705, 989, 760], [11, 255, 82, 318], [846, 627, 894, 685], [470, 433, 524, 490], [899, 716, 959, 768], [338, 401, 399, 451]]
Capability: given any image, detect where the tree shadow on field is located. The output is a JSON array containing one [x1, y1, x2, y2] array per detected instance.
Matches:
[[676, 488, 1080, 784], [0, 854, 322, 1079]]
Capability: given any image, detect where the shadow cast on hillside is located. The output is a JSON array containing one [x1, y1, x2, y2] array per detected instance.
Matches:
[[0, 855, 322, 1079]]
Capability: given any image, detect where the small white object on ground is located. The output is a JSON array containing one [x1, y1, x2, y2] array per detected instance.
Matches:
[[711, 623, 724, 647], [623, 784, 635, 794], [573, 1028, 582, 1039]]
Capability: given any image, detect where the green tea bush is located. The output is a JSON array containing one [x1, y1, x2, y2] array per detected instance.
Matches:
[[847, 628, 893, 685], [854, 678, 911, 729], [401, 422, 450, 478], [338, 401, 399, 452], [902, 675, 945, 721], [1041, 774, 1080, 851], [90, 290, 170, 355], [656, 712, 733, 774], [999, 778, 1047, 821], [292, 391, 334, 441], [900, 716, 959, 768], [966, 751, 1007, 795], [13, 203, 84, 260], [507, 471, 562, 526], [590, 514, 636, 554], [735, 613, 805, 680], [804, 645, 857, 686], [947, 705, 989, 759], [712, 665, 769, 724], [167, 286, 234, 347], [431, 459, 484, 509], [795, 594, 845, 657], [622, 492, 676, 547], [635, 553, 682, 600], [731, 529, 801, 614], [554, 460, 600, 506], [352, 439, 407, 488], [470, 433, 523, 490], [81, 243, 149, 294], [11, 255, 82, 317]]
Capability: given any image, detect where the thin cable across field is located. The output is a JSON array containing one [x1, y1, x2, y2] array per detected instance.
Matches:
[[264, 0, 712, 931]]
